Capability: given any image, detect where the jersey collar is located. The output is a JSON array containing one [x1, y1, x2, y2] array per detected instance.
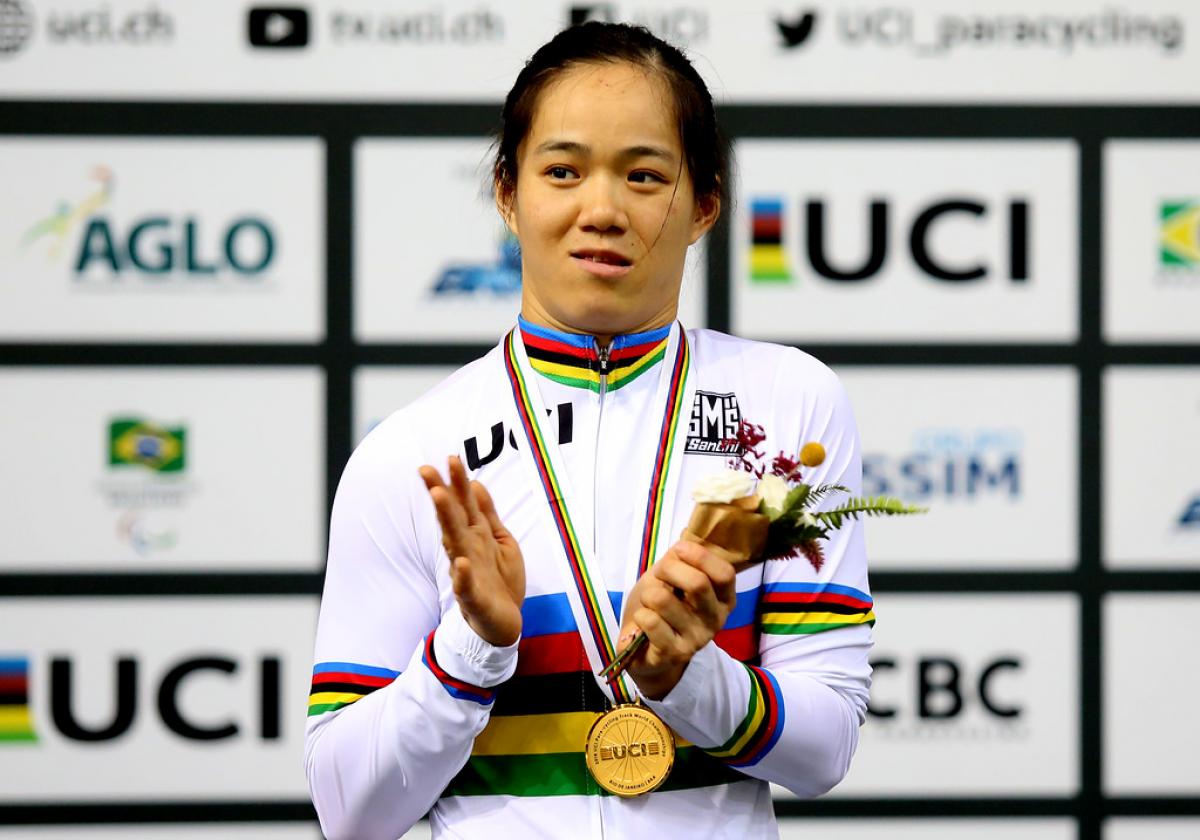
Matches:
[[517, 315, 672, 393]]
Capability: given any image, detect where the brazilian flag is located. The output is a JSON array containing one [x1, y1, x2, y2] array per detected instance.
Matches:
[[1160, 201, 1200, 268], [109, 418, 186, 473]]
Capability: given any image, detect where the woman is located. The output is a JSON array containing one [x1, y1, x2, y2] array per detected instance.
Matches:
[[306, 22, 872, 840]]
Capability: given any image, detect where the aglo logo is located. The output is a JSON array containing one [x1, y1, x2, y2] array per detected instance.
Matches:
[[21, 166, 277, 281], [75, 216, 274, 277]]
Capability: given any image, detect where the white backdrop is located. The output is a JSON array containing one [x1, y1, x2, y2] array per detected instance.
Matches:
[[1, 0, 1197, 837]]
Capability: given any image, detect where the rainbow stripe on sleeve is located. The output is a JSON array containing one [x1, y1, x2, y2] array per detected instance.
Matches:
[[703, 665, 784, 768], [422, 630, 497, 706], [759, 582, 875, 635], [308, 661, 400, 717]]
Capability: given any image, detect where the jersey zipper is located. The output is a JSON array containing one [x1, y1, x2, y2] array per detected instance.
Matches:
[[592, 342, 610, 581], [592, 341, 611, 831]]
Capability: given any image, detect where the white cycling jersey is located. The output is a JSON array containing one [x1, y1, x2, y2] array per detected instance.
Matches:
[[306, 319, 874, 840]]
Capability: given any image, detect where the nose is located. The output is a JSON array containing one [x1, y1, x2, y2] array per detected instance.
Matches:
[[577, 174, 628, 234]]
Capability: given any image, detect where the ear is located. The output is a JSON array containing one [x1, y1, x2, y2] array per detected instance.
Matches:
[[495, 179, 519, 237], [688, 190, 720, 246]]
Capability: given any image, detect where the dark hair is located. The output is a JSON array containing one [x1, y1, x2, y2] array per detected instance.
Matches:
[[493, 22, 729, 216]]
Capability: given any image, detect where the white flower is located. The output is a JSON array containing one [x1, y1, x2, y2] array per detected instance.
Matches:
[[692, 469, 757, 504], [757, 474, 790, 520]]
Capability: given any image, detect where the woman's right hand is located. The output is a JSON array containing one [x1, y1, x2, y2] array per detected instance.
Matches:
[[419, 456, 525, 647]]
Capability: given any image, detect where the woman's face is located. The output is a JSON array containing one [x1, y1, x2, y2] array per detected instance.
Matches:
[[500, 60, 718, 338]]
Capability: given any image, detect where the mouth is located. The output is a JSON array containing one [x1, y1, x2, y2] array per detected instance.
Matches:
[[571, 249, 634, 279], [571, 249, 633, 267]]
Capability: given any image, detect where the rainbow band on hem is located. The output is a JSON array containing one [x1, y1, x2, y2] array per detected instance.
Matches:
[[308, 661, 400, 717], [704, 664, 785, 767], [759, 581, 875, 635], [422, 631, 496, 706]]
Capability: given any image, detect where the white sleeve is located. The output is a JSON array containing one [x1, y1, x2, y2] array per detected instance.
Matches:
[[644, 357, 873, 797], [304, 419, 519, 840]]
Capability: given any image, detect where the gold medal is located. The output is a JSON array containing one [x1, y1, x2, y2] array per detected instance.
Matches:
[[584, 703, 676, 797]]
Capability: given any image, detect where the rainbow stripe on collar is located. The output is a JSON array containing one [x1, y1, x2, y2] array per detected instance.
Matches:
[[518, 317, 670, 393]]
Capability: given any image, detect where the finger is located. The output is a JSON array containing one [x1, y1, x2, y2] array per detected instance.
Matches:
[[426, 484, 470, 556], [472, 480, 513, 542], [450, 555, 473, 602], [653, 556, 725, 627], [673, 541, 737, 610], [418, 464, 448, 494], [448, 456, 484, 525], [632, 606, 684, 661], [640, 579, 705, 644], [653, 554, 712, 603]]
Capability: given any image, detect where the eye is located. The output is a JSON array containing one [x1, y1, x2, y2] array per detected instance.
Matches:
[[546, 165, 577, 180], [629, 170, 666, 185]]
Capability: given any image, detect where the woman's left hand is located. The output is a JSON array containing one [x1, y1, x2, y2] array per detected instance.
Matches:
[[618, 540, 737, 700]]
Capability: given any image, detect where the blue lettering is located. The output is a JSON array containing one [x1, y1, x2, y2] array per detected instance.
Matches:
[[899, 454, 934, 498], [128, 217, 173, 274], [225, 218, 273, 274], [862, 454, 889, 496], [74, 217, 120, 273], [966, 456, 1020, 498], [72, 216, 274, 278], [1179, 496, 1200, 527], [185, 219, 218, 274], [863, 451, 1022, 500]]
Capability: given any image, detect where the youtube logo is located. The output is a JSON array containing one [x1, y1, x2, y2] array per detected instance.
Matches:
[[248, 7, 310, 48]]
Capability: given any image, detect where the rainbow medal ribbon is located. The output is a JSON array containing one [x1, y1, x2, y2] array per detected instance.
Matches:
[[503, 324, 695, 796]]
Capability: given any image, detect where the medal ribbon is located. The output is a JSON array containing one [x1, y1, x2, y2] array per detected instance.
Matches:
[[503, 326, 691, 703], [636, 332, 690, 579]]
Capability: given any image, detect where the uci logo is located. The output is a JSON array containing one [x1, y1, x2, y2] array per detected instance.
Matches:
[[749, 197, 1029, 284], [8, 654, 282, 743], [462, 403, 573, 471]]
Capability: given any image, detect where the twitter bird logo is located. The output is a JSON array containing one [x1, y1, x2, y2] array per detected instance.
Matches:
[[776, 11, 817, 48]]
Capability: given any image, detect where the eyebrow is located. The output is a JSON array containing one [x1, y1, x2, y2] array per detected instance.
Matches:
[[532, 140, 676, 162]]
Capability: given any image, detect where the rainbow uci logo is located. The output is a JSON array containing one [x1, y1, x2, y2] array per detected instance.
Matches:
[[1160, 200, 1200, 271], [749, 198, 790, 282], [0, 657, 38, 743]]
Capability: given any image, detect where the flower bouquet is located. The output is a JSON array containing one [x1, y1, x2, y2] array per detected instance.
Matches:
[[599, 420, 926, 680]]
